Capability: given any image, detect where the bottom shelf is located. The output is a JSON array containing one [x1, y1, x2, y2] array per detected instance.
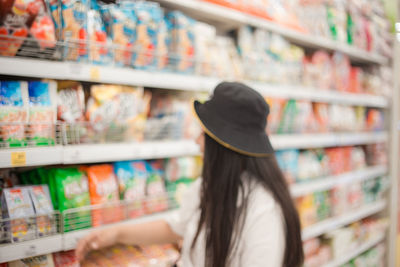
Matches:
[[0, 200, 386, 263], [323, 232, 386, 267]]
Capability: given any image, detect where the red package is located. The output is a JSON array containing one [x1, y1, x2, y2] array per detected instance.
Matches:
[[325, 147, 345, 175], [53, 251, 79, 267], [348, 67, 362, 93], [86, 164, 122, 227], [313, 103, 330, 132], [342, 146, 352, 173]]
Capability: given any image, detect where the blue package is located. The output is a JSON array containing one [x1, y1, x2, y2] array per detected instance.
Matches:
[[166, 11, 196, 74], [275, 149, 299, 184]]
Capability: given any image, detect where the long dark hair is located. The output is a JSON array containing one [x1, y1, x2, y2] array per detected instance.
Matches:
[[192, 134, 304, 267]]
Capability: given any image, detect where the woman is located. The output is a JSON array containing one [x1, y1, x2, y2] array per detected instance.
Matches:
[[76, 82, 304, 267]]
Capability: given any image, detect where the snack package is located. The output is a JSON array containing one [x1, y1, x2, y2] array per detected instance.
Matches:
[[87, 164, 121, 227], [298, 150, 323, 182], [28, 81, 57, 146], [303, 51, 333, 90], [53, 168, 91, 231], [330, 186, 348, 216], [296, 194, 317, 228], [44, 0, 61, 39], [265, 98, 286, 134], [57, 81, 85, 123], [130, 1, 163, 69], [278, 99, 297, 134], [87, 7, 111, 65], [9, 254, 55, 267], [86, 85, 150, 142], [166, 11, 195, 73], [61, 0, 88, 61], [1, 187, 35, 242], [347, 182, 363, 210], [275, 149, 299, 184], [293, 100, 317, 133], [114, 161, 147, 218], [53, 250, 79, 267], [366, 109, 384, 131], [313, 103, 330, 132], [106, 4, 136, 66], [0, 0, 55, 56], [313, 191, 330, 221], [145, 160, 168, 214], [325, 147, 345, 175], [0, 81, 29, 147], [332, 52, 351, 92], [28, 185, 56, 237]]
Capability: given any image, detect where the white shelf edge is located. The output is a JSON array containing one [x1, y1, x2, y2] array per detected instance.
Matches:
[[0, 235, 63, 263], [0, 146, 63, 168], [302, 200, 386, 241], [63, 140, 200, 164], [323, 232, 386, 267], [155, 0, 387, 65], [0, 57, 388, 108], [62, 210, 177, 251], [290, 165, 388, 198], [0, 132, 387, 168], [271, 132, 388, 150]]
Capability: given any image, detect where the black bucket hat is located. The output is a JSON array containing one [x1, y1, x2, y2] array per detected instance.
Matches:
[[193, 82, 274, 157]]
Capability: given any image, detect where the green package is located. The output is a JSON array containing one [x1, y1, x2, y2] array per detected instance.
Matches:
[[53, 168, 91, 232], [314, 191, 331, 221]]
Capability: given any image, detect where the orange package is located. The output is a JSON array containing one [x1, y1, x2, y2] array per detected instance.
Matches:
[[86, 164, 122, 227], [325, 147, 345, 175], [313, 103, 330, 132]]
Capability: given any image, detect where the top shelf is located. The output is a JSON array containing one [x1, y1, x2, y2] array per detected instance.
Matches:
[[155, 0, 388, 65]]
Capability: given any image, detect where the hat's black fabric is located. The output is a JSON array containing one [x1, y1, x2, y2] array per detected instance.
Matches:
[[194, 82, 274, 157]]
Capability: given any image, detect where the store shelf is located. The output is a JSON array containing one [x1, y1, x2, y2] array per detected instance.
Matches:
[[323, 232, 386, 267], [0, 132, 387, 168], [0, 57, 389, 108], [290, 165, 388, 198], [62, 210, 177, 251], [63, 140, 200, 164], [271, 132, 388, 150], [0, 146, 63, 168], [155, 0, 387, 65], [0, 235, 63, 263], [302, 200, 386, 241]]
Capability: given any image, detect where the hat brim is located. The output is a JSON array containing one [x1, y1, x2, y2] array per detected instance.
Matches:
[[193, 100, 274, 157]]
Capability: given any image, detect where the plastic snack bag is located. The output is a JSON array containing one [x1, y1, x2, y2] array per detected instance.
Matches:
[[265, 98, 286, 134], [53, 250, 79, 267], [53, 168, 91, 232], [130, 1, 163, 69], [9, 254, 55, 267], [28, 81, 57, 146], [145, 160, 168, 214], [166, 11, 195, 73], [61, 0, 88, 61], [28, 185, 56, 237], [275, 149, 299, 184], [87, 8, 110, 65], [29, 7, 56, 49], [108, 4, 137, 66], [114, 161, 147, 219], [0, 81, 29, 147], [87, 164, 121, 227], [57, 81, 85, 123], [1, 187, 36, 242], [332, 52, 351, 92]]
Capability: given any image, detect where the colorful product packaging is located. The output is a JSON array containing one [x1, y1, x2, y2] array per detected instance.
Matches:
[[1, 187, 36, 242], [57, 81, 85, 123], [53, 250, 79, 267], [87, 7, 111, 65], [53, 168, 91, 232], [28, 185, 56, 237], [61, 0, 88, 61], [0, 81, 29, 147], [275, 149, 299, 184], [166, 11, 195, 73], [145, 160, 168, 214], [87, 164, 121, 227], [114, 161, 147, 219], [28, 81, 57, 146]]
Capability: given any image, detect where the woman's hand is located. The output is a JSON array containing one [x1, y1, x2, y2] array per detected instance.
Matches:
[[75, 226, 120, 261]]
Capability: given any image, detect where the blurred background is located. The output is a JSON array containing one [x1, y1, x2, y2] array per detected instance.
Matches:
[[0, 0, 399, 266]]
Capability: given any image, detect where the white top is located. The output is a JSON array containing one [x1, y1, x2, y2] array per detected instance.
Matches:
[[166, 176, 285, 267]]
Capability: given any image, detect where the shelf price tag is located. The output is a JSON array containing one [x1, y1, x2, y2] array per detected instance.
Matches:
[[11, 151, 26, 166], [90, 67, 100, 80]]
